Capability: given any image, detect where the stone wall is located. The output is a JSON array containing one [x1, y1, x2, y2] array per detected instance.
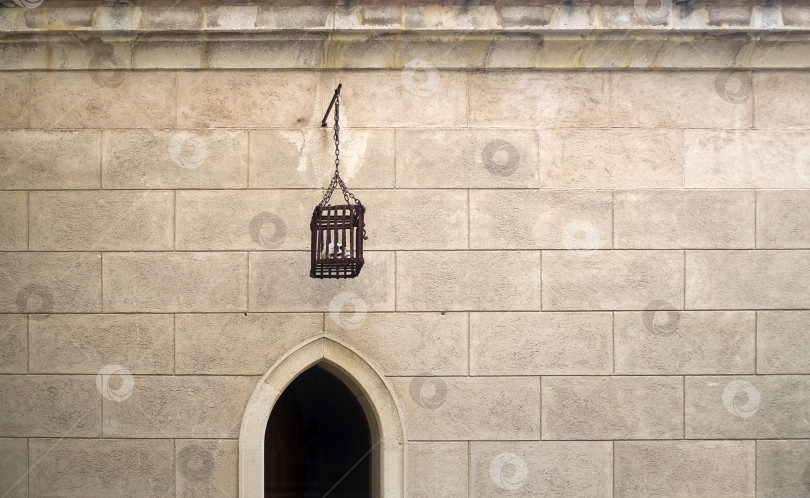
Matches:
[[1, 2, 810, 497]]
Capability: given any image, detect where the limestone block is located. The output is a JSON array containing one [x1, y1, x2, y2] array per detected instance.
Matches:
[[758, 311, 810, 374], [30, 190, 174, 251], [334, 5, 402, 30], [176, 313, 322, 375], [177, 71, 319, 128], [206, 33, 326, 69], [0, 130, 101, 189], [31, 72, 175, 128], [396, 129, 539, 188], [103, 129, 248, 189], [542, 250, 683, 311], [50, 35, 132, 70], [0, 252, 102, 313], [396, 251, 541, 311], [29, 438, 174, 497], [614, 441, 755, 497], [542, 376, 683, 439], [470, 72, 609, 127], [249, 251, 394, 312], [754, 72, 810, 128], [540, 129, 683, 188], [391, 376, 540, 440], [614, 311, 755, 374], [325, 312, 468, 376], [611, 72, 753, 128], [757, 190, 810, 248], [250, 128, 395, 189], [205, 6, 258, 30], [176, 439, 238, 498], [103, 376, 255, 438], [256, 5, 332, 30], [133, 36, 203, 69], [0, 375, 101, 437], [686, 250, 810, 309], [406, 442, 468, 498], [470, 441, 612, 497], [756, 440, 810, 498], [0, 37, 48, 70], [614, 190, 755, 249], [29, 314, 174, 374], [686, 375, 810, 438], [0, 315, 26, 374], [103, 252, 247, 313], [0, 438, 26, 498], [470, 190, 612, 249], [470, 312, 612, 375], [684, 129, 810, 188], [0, 192, 27, 250], [138, 7, 203, 31], [0, 73, 29, 128]]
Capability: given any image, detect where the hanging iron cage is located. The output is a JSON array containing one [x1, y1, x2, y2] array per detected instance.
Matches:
[[310, 84, 367, 279]]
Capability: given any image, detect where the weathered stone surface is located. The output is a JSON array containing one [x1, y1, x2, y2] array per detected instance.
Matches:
[[103, 376, 255, 438], [0, 73, 29, 128], [0, 438, 26, 498], [249, 251, 394, 312], [397, 251, 541, 311], [469, 72, 609, 127], [611, 72, 753, 128], [0, 252, 102, 313], [326, 312, 468, 376], [0, 375, 101, 437], [470, 312, 612, 375], [391, 376, 540, 440], [30, 190, 174, 251], [29, 314, 174, 374], [614, 441, 755, 497], [396, 129, 539, 188], [103, 252, 247, 312], [326, 71, 467, 127], [177, 71, 319, 128], [0, 315, 26, 374], [542, 250, 683, 311], [471, 441, 612, 497], [206, 34, 326, 69], [103, 129, 249, 189], [540, 129, 684, 188], [31, 72, 175, 128], [133, 36, 203, 69], [542, 376, 683, 440], [758, 311, 810, 374], [615, 311, 755, 375], [470, 190, 612, 249], [139, 7, 204, 31], [757, 190, 810, 248], [176, 313, 322, 375], [754, 72, 810, 128], [684, 129, 810, 188], [0, 130, 101, 189], [407, 442, 468, 498], [176, 439, 238, 498], [686, 375, 810, 438], [29, 439, 174, 497], [686, 250, 810, 309], [614, 190, 755, 249], [0, 192, 27, 250], [757, 440, 810, 498], [0, 38, 48, 70], [50, 36, 131, 70], [250, 128, 395, 189], [176, 190, 313, 250]]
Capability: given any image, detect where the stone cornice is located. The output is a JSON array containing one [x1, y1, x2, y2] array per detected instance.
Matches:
[[1, 4, 809, 69]]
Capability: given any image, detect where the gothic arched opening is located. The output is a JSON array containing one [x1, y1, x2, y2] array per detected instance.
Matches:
[[264, 364, 372, 497]]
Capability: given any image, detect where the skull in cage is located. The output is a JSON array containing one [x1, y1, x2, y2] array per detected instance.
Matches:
[[320, 242, 346, 259]]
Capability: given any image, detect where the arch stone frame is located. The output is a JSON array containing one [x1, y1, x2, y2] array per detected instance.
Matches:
[[238, 334, 407, 498]]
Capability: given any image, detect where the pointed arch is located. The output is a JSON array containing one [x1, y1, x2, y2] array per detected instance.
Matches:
[[238, 334, 406, 497]]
